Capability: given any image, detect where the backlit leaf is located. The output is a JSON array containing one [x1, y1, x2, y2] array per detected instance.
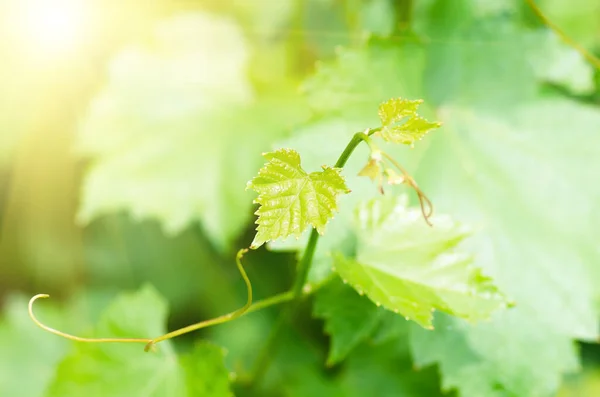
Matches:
[[247, 149, 349, 249], [334, 196, 508, 328], [377, 98, 442, 145]]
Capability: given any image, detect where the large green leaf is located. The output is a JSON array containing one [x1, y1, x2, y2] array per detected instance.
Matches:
[[76, 12, 308, 251], [47, 285, 232, 397], [277, 17, 600, 393], [301, 40, 428, 121], [247, 149, 349, 249], [410, 313, 579, 397], [406, 98, 600, 396], [334, 196, 508, 327], [280, 309, 445, 397], [47, 286, 185, 397]]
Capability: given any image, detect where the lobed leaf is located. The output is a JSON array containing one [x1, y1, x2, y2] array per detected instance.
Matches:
[[247, 149, 349, 249], [334, 196, 508, 328], [377, 98, 442, 145], [406, 98, 600, 396]]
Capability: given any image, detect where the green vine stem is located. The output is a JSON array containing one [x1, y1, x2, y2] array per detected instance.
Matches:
[[29, 248, 254, 351], [28, 294, 153, 346], [249, 128, 379, 385], [28, 251, 337, 350], [144, 248, 253, 351], [525, 0, 600, 69], [28, 126, 429, 363]]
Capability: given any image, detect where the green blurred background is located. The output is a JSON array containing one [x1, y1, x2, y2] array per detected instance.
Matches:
[[0, 0, 599, 396]]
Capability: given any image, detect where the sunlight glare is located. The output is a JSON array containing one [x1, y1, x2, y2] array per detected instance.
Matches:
[[10, 0, 92, 58]]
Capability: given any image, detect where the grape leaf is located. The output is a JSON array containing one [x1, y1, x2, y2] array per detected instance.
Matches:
[[339, 341, 446, 397], [47, 286, 185, 396], [280, 308, 444, 397], [283, 12, 600, 394], [266, 118, 376, 284], [415, 0, 539, 109], [301, 40, 428, 120], [47, 285, 232, 397], [410, 313, 579, 397], [405, 98, 600, 396], [377, 98, 442, 145], [313, 279, 384, 365], [247, 149, 349, 249], [76, 12, 308, 251], [334, 196, 508, 327]]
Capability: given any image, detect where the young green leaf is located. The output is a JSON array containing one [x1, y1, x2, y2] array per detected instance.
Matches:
[[247, 149, 350, 249], [313, 279, 383, 366], [334, 196, 508, 328], [377, 98, 442, 145]]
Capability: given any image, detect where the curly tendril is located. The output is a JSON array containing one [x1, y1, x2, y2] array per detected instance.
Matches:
[[28, 294, 153, 345], [380, 151, 434, 225], [356, 129, 434, 226], [29, 248, 253, 352]]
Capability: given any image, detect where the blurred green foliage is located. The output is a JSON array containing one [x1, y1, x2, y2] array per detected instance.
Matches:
[[1, 0, 600, 396]]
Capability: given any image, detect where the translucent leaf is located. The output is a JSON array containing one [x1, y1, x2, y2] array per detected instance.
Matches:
[[378, 98, 424, 126], [334, 196, 508, 327], [266, 119, 374, 284], [410, 314, 579, 397], [247, 149, 349, 249], [378, 98, 442, 145], [313, 279, 383, 365], [406, 98, 600, 396], [76, 12, 308, 251], [301, 42, 427, 120]]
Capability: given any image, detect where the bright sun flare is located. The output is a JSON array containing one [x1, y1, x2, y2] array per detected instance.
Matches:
[[10, 0, 91, 57]]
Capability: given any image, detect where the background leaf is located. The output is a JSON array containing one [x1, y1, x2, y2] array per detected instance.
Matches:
[[2, 0, 600, 396], [76, 12, 307, 251], [47, 286, 186, 397], [313, 278, 383, 365]]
